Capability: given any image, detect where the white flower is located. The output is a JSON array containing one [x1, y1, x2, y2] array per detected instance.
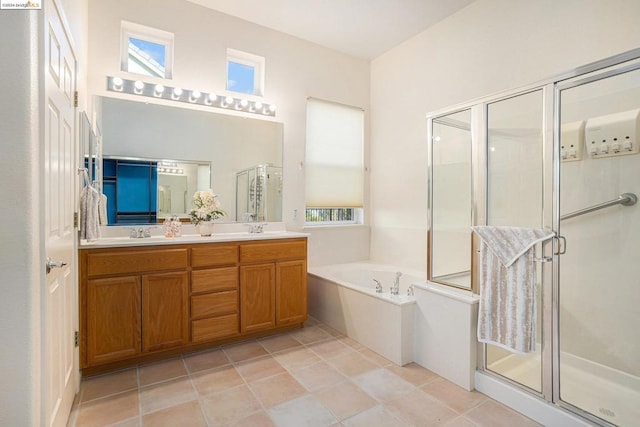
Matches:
[[189, 189, 225, 224]]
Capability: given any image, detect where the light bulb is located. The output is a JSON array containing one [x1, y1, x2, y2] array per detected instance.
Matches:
[[112, 77, 123, 91], [253, 101, 263, 110], [154, 84, 165, 96], [173, 87, 183, 98], [207, 93, 217, 104], [240, 99, 249, 108], [190, 90, 201, 102], [224, 96, 234, 106], [268, 104, 277, 113], [133, 80, 144, 94]]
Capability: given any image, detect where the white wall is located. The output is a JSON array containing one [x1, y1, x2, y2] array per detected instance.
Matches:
[[370, 0, 640, 273], [87, 0, 371, 264]]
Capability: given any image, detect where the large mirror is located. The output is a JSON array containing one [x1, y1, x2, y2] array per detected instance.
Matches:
[[94, 96, 283, 224]]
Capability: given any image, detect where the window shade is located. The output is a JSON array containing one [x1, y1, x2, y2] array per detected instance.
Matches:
[[305, 98, 364, 207]]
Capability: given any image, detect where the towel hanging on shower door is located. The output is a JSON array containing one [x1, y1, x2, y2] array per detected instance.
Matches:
[[472, 226, 554, 354]]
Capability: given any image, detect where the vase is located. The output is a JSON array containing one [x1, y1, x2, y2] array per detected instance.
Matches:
[[196, 221, 214, 237]]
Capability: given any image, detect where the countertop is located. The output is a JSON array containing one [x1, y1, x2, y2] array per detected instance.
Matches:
[[80, 222, 308, 249]]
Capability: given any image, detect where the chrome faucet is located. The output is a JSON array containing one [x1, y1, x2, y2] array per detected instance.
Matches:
[[407, 284, 414, 296], [373, 279, 383, 293], [129, 227, 151, 238], [247, 223, 266, 234], [391, 272, 402, 295]]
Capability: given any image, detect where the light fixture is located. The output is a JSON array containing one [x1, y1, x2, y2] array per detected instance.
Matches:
[[190, 90, 201, 102], [105, 76, 276, 117], [134, 80, 144, 94], [112, 77, 124, 91]]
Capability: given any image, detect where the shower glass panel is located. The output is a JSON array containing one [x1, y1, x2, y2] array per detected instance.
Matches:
[[430, 109, 472, 288], [557, 67, 640, 426], [485, 90, 544, 393]]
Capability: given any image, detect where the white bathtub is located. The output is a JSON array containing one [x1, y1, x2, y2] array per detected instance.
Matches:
[[307, 262, 423, 365]]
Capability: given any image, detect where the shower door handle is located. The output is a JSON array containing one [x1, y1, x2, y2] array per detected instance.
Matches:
[[554, 235, 567, 255]]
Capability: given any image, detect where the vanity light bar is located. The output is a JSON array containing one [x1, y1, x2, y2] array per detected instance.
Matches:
[[107, 76, 277, 117]]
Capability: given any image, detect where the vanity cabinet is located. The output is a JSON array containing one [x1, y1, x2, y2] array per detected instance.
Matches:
[[80, 237, 307, 373], [240, 240, 308, 332], [190, 244, 240, 343], [82, 248, 189, 366]]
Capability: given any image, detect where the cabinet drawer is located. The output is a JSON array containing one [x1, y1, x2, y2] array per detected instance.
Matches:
[[191, 267, 238, 294], [192, 291, 238, 318], [191, 244, 238, 268], [240, 239, 307, 263], [86, 249, 188, 277], [192, 314, 239, 343]]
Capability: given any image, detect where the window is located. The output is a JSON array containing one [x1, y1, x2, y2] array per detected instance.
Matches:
[[121, 21, 174, 79], [227, 48, 265, 96], [305, 98, 365, 225]]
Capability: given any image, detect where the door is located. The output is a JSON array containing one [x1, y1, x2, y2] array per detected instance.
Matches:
[[142, 272, 189, 352], [276, 260, 308, 325], [240, 263, 276, 333], [483, 88, 551, 395], [44, 0, 77, 425], [555, 63, 640, 426]]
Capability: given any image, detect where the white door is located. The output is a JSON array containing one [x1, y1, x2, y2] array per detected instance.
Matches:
[[44, 0, 78, 425]]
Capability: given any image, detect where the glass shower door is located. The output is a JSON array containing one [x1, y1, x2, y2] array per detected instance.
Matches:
[[556, 65, 640, 426], [484, 89, 547, 393]]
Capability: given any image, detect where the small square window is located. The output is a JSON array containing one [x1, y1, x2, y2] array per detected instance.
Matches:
[[227, 49, 264, 96], [121, 21, 174, 79]]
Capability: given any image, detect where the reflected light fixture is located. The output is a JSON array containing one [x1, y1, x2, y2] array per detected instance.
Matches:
[[106, 76, 277, 117]]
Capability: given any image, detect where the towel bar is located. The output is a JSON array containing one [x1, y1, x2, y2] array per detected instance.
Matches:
[[560, 192, 637, 221]]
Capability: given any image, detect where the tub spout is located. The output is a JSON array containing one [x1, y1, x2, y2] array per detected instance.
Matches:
[[391, 272, 402, 295], [373, 279, 383, 293]]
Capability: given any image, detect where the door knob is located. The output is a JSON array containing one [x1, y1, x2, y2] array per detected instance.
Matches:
[[46, 258, 67, 274]]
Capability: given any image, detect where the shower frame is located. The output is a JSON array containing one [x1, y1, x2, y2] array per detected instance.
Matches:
[[426, 48, 640, 426]]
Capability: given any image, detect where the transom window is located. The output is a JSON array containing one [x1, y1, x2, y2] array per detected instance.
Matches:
[[226, 48, 265, 96], [121, 21, 174, 79]]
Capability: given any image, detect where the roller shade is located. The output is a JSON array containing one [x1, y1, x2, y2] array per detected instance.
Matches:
[[305, 98, 364, 207]]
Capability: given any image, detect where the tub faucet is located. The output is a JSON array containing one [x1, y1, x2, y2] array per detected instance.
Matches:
[[391, 272, 402, 295], [407, 284, 414, 296], [373, 279, 383, 293]]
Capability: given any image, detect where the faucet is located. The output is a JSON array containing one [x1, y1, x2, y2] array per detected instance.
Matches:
[[391, 272, 402, 295], [373, 279, 383, 293], [247, 223, 266, 234], [129, 227, 151, 238], [407, 284, 414, 296]]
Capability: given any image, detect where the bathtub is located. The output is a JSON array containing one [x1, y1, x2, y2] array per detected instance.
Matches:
[[307, 262, 423, 365]]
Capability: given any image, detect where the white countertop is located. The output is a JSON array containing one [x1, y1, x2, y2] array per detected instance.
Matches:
[[80, 222, 308, 249]]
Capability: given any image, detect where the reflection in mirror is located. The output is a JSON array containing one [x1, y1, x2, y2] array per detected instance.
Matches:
[[430, 109, 472, 289], [94, 96, 283, 224]]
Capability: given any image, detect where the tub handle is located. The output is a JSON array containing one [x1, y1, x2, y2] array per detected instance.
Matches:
[[373, 279, 383, 293]]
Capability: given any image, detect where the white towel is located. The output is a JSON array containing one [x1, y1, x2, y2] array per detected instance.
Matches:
[[80, 185, 101, 241], [472, 226, 554, 354], [98, 193, 108, 225]]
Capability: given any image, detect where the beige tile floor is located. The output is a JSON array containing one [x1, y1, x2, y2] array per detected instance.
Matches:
[[68, 317, 541, 427]]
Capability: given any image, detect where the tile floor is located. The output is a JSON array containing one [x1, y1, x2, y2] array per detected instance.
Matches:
[[68, 317, 541, 427]]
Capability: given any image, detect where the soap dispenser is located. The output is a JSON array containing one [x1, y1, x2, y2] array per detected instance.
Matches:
[[163, 217, 174, 238]]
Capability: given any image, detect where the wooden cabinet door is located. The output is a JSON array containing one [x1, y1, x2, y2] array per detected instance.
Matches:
[[276, 260, 308, 326], [240, 264, 276, 333], [142, 271, 189, 352], [86, 276, 141, 366]]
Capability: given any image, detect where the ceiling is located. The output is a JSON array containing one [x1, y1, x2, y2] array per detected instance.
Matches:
[[185, 0, 476, 60]]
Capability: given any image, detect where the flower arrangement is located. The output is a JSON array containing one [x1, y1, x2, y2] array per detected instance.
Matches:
[[189, 189, 225, 224]]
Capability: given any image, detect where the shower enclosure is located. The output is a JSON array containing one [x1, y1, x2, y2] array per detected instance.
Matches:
[[235, 164, 283, 222], [427, 49, 640, 426]]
